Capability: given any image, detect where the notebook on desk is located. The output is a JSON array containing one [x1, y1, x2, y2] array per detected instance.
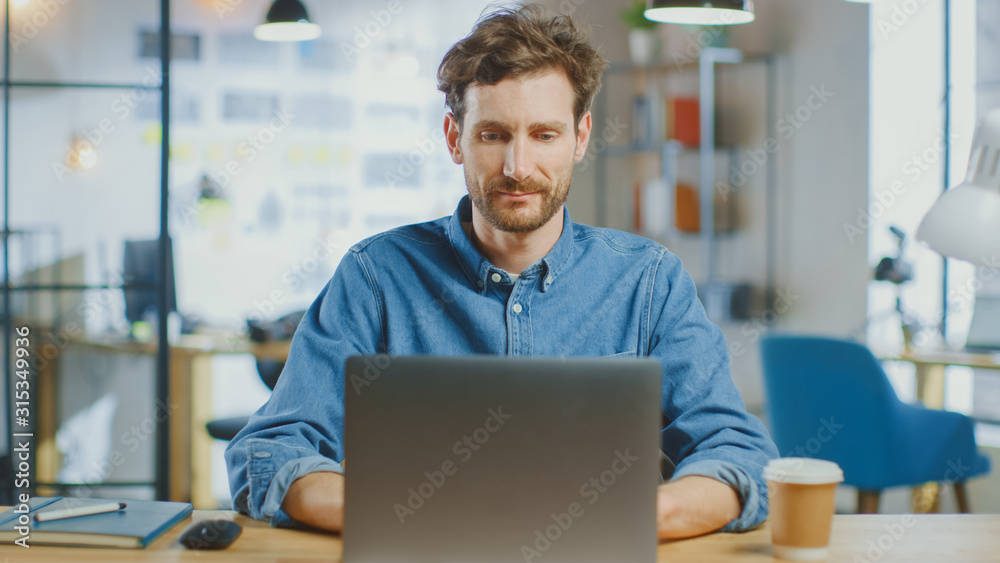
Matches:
[[343, 355, 662, 563], [0, 497, 192, 548]]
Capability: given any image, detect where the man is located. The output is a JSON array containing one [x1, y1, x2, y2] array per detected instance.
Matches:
[[226, 5, 778, 539]]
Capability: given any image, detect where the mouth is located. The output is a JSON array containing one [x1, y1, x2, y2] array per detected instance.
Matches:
[[496, 191, 539, 202]]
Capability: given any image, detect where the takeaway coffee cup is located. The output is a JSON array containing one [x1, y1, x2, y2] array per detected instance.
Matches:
[[763, 458, 844, 561]]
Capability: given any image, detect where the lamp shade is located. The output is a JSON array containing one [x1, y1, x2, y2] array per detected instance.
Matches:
[[917, 109, 1000, 263], [254, 0, 321, 42], [644, 0, 755, 25]]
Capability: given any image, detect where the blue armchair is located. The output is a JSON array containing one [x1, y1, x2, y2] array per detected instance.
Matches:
[[760, 335, 990, 513]]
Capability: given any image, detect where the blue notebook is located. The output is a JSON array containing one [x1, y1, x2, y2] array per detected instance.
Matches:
[[0, 497, 192, 548]]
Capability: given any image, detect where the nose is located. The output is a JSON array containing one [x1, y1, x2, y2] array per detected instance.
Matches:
[[503, 138, 533, 183]]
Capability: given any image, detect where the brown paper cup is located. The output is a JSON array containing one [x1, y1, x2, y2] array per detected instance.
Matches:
[[764, 458, 844, 561]]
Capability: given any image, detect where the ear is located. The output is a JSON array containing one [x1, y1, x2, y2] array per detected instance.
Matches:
[[445, 113, 463, 165], [573, 112, 593, 162]]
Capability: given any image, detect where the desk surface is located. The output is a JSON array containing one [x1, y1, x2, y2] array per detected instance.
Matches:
[[69, 334, 292, 361], [3, 512, 999, 562], [887, 349, 1000, 369]]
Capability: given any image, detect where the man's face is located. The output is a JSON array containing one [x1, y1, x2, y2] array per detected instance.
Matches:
[[445, 69, 592, 233]]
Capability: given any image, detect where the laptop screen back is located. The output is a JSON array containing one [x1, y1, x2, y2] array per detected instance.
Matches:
[[343, 355, 661, 563]]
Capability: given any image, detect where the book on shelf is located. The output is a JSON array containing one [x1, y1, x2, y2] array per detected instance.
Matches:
[[666, 97, 700, 147]]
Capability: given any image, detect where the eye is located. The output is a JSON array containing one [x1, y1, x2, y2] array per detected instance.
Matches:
[[481, 132, 502, 142], [538, 133, 556, 141]]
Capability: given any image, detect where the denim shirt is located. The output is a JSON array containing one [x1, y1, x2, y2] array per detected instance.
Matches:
[[225, 195, 778, 532]]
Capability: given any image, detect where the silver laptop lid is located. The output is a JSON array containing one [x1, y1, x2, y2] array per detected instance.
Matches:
[[344, 355, 661, 563]]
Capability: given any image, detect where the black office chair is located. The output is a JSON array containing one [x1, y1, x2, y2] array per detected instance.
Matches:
[[205, 359, 284, 441], [205, 310, 304, 441]]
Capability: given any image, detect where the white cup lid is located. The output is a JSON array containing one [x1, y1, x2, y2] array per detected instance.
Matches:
[[764, 457, 844, 485]]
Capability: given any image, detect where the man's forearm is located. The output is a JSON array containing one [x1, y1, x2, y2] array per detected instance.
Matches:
[[281, 471, 345, 531], [656, 475, 741, 539]]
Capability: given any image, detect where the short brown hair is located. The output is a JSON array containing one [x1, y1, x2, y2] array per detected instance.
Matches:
[[437, 5, 608, 130]]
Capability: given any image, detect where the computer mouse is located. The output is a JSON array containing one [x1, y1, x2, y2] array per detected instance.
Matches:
[[178, 518, 243, 550]]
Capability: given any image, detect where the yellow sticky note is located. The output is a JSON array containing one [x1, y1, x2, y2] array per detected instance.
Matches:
[[143, 124, 163, 145]]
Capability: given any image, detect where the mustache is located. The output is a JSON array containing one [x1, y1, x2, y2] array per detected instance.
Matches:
[[483, 176, 548, 195]]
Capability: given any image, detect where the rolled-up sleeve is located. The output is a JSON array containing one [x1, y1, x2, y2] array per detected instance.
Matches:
[[235, 439, 344, 528], [225, 248, 384, 527], [645, 250, 779, 532]]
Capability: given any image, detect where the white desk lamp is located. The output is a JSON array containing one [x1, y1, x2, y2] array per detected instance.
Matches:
[[917, 109, 1000, 262]]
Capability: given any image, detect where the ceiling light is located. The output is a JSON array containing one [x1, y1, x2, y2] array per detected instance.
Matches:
[[254, 0, 322, 42], [644, 0, 755, 25]]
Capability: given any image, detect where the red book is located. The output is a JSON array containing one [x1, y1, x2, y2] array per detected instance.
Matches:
[[667, 97, 700, 147]]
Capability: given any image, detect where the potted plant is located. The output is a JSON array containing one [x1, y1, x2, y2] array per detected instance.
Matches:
[[620, 0, 660, 66]]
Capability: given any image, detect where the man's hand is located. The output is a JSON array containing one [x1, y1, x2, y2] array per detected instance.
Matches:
[[281, 471, 345, 531], [656, 475, 741, 540], [280, 471, 737, 537]]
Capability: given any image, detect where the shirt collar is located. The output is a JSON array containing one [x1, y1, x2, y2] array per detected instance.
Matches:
[[446, 195, 575, 294]]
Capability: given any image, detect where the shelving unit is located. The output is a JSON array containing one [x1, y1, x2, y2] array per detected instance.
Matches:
[[592, 47, 776, 321], [696, 48, 742, 283]]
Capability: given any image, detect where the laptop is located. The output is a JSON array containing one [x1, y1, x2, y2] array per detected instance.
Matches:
[[965, 296, 1000, 352], [343, 355, 662, 563]]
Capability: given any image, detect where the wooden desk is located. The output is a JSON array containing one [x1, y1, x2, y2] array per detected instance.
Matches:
[[36, 336, 291, 509], [887, 349, 1000, 409], [3, 512, 999, 561]]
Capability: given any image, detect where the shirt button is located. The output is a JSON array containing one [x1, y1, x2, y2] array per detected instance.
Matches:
[[513, 303, 523, 314], [546, 276, 553, 285], [491, 273, 502, 283]]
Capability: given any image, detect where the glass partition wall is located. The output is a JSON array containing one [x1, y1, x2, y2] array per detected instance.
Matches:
[[1, 0, 171, 503]]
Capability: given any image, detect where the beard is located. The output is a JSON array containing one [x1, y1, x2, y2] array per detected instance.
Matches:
[[465, 168, 572, 233]]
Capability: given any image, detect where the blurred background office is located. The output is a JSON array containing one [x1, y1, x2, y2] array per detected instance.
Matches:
[[3, 0, 999, 516]]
